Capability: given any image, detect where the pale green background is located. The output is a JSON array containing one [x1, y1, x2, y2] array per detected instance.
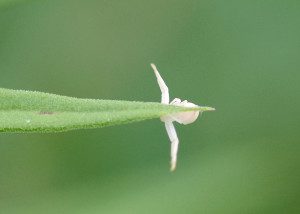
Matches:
[[0, 0, 299, 213]]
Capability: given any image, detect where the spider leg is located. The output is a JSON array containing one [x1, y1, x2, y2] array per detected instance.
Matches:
[[150, 63, 170, 104], [170, 98, 181, 105], [165, 121, 179, 171]]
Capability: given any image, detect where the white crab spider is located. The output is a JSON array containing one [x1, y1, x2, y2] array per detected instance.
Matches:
[[151, 63, 201, 171]]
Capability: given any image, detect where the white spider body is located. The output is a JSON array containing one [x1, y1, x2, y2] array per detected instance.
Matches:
[[163, 98, 200, 125], [150, 63, 200, 171]]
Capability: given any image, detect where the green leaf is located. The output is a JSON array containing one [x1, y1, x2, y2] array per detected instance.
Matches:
[[0, 88, 215, 133]]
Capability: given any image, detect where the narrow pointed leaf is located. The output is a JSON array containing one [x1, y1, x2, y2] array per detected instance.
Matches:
[[0, 88, 214, 133]]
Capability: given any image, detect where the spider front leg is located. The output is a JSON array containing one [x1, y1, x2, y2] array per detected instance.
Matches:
[[151, 63, 180, 171], [165, 121, 179, 171], [151, 63, 169, 104]]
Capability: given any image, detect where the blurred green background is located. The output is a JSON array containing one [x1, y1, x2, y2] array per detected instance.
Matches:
[[0, 0, 299, 213]]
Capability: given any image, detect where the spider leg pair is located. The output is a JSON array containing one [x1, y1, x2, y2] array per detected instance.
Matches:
[[150, 63, 200, 171]]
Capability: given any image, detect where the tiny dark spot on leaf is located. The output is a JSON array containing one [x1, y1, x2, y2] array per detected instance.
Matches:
[[38, 111, 54, 115]]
